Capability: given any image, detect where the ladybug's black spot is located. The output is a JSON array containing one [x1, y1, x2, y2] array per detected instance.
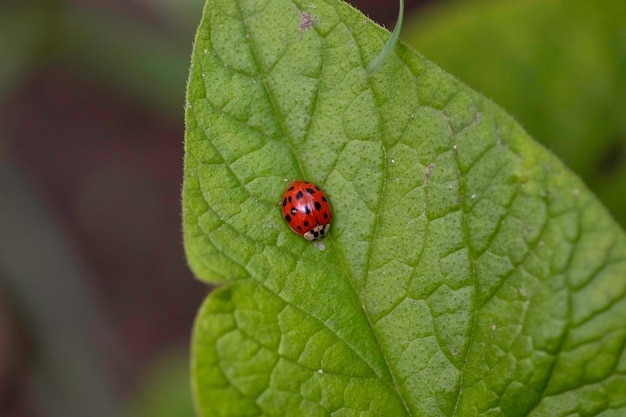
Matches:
[[282, 198, 287, 207], [297, 225, 302, 230], [321, 196, 327, 202], [323, 213, 328, 219], [314, 185, 320, 190], [285, 214, 291, 222], [304, 221, 309, 228], [304, 206, 311, 214], [288, 186, 294, 191], [314, 201, 322, 210], [306, 188, 315, 194], [288, 196, 292, 203], [320, 228, 325, 235], [313, 231, 319, 238], [296, 191, 304, 200]]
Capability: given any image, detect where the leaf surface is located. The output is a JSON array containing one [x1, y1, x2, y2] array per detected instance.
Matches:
[[183, 0, 626, 415]]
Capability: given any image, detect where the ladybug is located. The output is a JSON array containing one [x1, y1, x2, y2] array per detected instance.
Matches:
[[281, 180, 331, 241]]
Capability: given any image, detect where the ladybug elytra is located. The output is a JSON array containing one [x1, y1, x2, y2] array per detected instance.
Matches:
[[281, 180, 331, 241]]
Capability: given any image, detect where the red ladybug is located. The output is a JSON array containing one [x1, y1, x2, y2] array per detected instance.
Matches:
[[281, 180, 331, 241]]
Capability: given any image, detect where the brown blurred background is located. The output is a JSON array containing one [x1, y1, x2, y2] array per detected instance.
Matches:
[[0, 1, 431, 416]]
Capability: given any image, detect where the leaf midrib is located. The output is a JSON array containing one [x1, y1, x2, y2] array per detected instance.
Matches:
[[233, 0, 414, 414]]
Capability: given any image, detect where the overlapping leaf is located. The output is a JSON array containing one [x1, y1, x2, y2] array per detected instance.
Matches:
[[404, 0, 626, 229]]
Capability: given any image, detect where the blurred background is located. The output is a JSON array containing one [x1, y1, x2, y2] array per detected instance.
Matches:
[[0, 0, 624, 416]]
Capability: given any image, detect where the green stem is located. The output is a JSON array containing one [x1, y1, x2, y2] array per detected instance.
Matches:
[[366, 0, 404, 74]]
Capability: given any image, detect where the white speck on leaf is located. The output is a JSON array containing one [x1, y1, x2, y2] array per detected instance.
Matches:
[[315, 241, 326, 251]]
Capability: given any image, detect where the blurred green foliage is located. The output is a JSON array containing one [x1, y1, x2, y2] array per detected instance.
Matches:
[[0, 2, 202, 416], [404, 0, 626, 228], [0, 3, 48, 99], [0, 0, 202, 114], [125, 350, 195, 417]]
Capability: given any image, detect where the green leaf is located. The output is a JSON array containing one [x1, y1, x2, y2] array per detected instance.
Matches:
[[403, 0, 626, 228], [183, 0, 626, 415]]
